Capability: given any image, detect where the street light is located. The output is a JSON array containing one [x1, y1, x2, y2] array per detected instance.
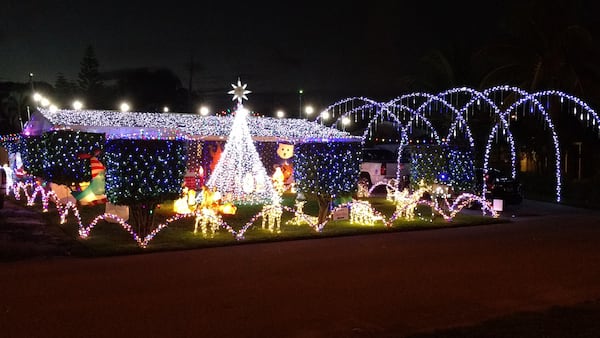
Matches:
[[163, 106, 169, 113], [320, 110, 330, 121], [33, 92, 42, 102], [72, 100, 83, 110], [305, 105, 314, 116], [120, 102, 130, 112], [276, 110, 285, 118], [49, 104, 58, 113], [199, 106, 209, 116], [26, 73, 35, 122], [341, 116, 351, 131], [40, 97, 50, 107]]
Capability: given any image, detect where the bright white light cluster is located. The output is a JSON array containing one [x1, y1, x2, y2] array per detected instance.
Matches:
[[261, 202, 283, 233], [350, 200, 384, 226], [36, 108, 359, 142], [193, 208, 222, 237], [206, 104, 276, 205]]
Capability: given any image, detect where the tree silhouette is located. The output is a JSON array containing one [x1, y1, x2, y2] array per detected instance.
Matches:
[[54, 73, 75, 107], [0, 91, 26, 133], [109, 67, 184, 112], [77, 45, 102, 104]]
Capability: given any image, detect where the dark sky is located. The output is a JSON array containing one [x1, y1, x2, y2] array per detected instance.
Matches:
[[1, 0, 598, 111]]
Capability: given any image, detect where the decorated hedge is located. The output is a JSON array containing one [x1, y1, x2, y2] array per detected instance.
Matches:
[[20, 135, 45, 177], [17, 131, 105, 184], [408, 144, 474, 193], [104, 138, 187, 236], [42, 130, 105, 185], [105, 139, 187, 205], [294, 141, 361, 222]]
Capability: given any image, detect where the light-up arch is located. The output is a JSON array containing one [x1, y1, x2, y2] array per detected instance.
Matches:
[[504, 95, 561, 201], [388, 92, 475, 151], [324, 86, 600, 203], [317, 97, 381, 125], [482, 123, 517, 198], [532, 91, 600, 133], [387, 93, 476, 187], [359, 107, 405, 146]]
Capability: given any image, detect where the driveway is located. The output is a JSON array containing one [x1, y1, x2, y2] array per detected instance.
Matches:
[[0, 199, 81, 261]]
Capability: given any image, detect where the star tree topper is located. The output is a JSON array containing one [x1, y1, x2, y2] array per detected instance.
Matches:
[[228, 78, 251, 104]]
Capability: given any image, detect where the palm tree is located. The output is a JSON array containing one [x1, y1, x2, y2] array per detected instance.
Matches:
[[473, 0, 600, 99], [406, 45, 476, 93], [473, 0, 600, 190]]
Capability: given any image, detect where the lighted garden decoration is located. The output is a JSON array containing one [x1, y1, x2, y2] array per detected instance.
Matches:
[[206, 78, 275, 205], [350, 200, 384, 226], [4, 142, 496, 248], [286, 200, 318, 226], [73, 152, 108, 206], [320, 87, 600, 203]]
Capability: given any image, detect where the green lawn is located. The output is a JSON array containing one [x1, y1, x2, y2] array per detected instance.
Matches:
[[32, 193, 505, 257]]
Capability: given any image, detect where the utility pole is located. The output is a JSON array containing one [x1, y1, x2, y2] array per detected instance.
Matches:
[[298, 89, 303, 118], [26, 72, 35, 126], [29, 72, 35, 93]]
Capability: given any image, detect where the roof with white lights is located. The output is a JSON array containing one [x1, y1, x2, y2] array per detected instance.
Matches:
[[26, 108, 361, 143]]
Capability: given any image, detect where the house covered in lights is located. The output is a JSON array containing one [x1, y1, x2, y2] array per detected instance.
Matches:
[[22, 107, 362, 190]]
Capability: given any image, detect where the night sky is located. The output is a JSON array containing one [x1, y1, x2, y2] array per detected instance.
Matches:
[[1, 0, 598, 112]]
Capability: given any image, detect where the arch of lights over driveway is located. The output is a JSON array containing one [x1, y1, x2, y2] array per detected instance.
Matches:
[[320, 87, 600, 203]]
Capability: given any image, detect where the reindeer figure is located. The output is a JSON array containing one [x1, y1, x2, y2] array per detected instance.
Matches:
[[261, 195, 283, 233], [350, 200, 384, 226], [194, 208, 221, 237], [261, 204, 283, 233], [286, 200, 318, 226]]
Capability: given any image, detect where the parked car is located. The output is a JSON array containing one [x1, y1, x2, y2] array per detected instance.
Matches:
[[474, 168, 523, 204], [359, 147, 409, 187]]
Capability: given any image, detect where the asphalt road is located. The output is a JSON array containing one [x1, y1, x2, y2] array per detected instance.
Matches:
[[1, 200, 600, 337]]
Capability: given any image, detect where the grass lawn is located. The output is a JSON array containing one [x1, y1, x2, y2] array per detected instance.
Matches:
[[31, 193, 506, 257]]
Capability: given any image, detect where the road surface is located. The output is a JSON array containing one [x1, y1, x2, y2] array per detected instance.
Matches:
[[1, 200, 599, 337]]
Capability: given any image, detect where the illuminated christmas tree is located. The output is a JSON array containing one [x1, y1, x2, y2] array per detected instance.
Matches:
[[206, 79, 274, 204]]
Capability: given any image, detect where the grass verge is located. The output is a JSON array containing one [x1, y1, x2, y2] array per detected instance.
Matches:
[[22, 194, 507, 257]]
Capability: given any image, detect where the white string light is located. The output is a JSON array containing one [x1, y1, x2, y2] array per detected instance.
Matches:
[[324, 87, 600, 203], [9, 179, 499, 248], [35, 108, 360, 142]]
